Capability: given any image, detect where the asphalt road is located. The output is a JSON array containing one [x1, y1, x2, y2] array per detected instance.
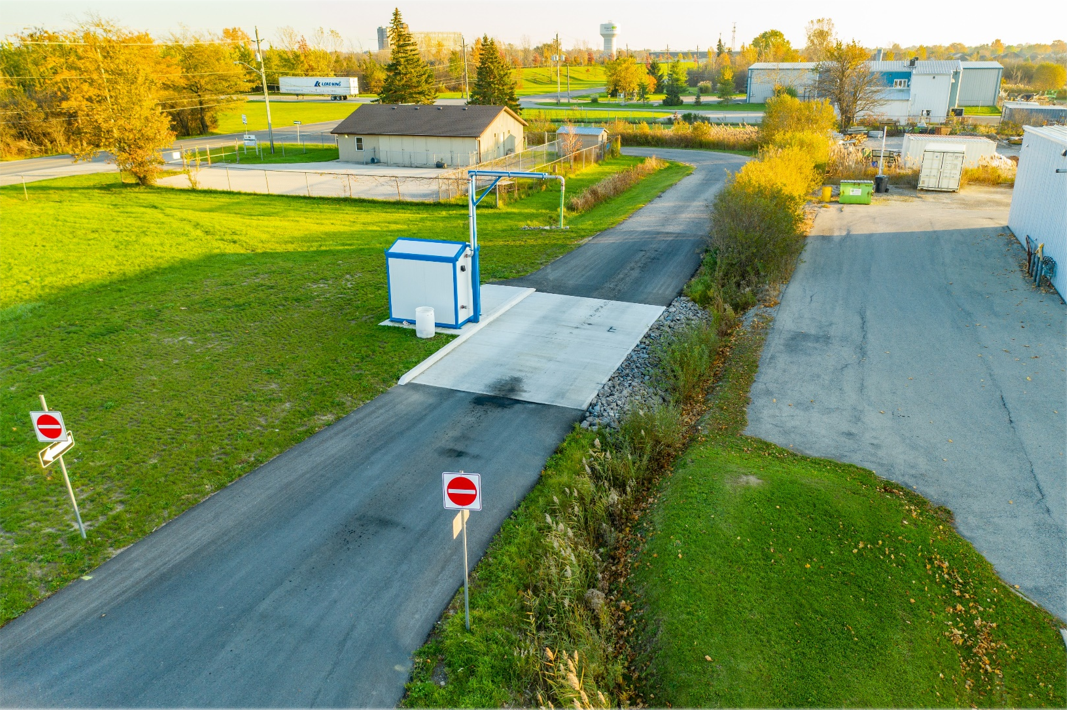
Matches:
[[509, 148, 748, 306], [0, 148, 739, 706], [746, 187, 1066, 621]]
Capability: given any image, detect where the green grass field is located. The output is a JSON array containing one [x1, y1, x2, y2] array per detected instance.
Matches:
[[517, 65, 606, 96], [535, 100, 765, 113], [188, 143, 340, 165], [209, 101, 359, 135], [628, 324, 1066, 707], [964, 106, 1002, 116], [0, 156, 690, 623]]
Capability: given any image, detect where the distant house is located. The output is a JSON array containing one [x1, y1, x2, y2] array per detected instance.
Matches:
[[556, 125, 609, 151], [330, 104, 526, 168], [746, 59, 1004, 123]]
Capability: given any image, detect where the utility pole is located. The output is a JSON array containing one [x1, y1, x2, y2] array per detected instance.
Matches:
[[555, 33, 561, 106], [566, 63, 570, 103], [461, 37, 469, 100], [254, 27, 275, 154]]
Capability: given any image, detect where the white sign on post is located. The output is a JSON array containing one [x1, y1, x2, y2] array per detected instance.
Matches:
[[30, 411, 66, 442], [443, 471, 480, 630], [242, 114, 247, 125], [442, 472, 481, 511], [31, 398, 85, 539]]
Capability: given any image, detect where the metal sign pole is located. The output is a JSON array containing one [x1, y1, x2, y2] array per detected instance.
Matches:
[[39, 394, 85, 539], [462, 510, 470, 631], [58, 456, 86, 539]]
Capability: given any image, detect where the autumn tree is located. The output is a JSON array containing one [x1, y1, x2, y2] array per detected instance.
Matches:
[[469, 36, 519, 112], [1032, 62, 1067, 91], [605, 56, 650, 100], [752, 29, 799, 62], [62, 19, 177, 185], [358, 54, 386, 94], [164, 30, 250, 136], [379, 8, 436, 104], [0, 29, 77, 157], [815, 40, 882, 131], [759, 93, 836, 144], [804, 19, 836, 61]]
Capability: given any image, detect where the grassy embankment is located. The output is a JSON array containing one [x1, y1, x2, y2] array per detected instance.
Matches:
[[0, 155, 690, 623], [628, 324, 1066, 707], [516, 65, 606, 96]]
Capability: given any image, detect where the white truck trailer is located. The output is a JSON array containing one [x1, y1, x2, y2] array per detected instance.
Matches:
[[278, 76, 358, 100]]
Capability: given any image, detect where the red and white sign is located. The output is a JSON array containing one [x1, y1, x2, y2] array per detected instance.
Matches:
[[30, 411, 66, 443], [442, 472, 482, 511]]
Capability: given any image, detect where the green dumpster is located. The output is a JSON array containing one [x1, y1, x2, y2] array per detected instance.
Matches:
[[839, 180, 874, 205]]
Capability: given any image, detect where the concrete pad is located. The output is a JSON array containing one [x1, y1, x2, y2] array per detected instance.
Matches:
[[746, 186, 1067, 621], [382, 284, 533, 336], [410, 292, 663, 409]]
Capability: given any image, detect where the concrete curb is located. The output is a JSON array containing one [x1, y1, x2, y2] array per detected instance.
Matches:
[[397, 287, 536, 386]]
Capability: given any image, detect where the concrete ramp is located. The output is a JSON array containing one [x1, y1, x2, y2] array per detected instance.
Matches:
[[408, 292, 663, 409]]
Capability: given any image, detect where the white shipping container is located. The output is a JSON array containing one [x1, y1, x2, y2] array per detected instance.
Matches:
[[278, 76, 358, 98], [1008, 126, 1067, 299], [901, 134, 996, 168], [917, 144, 966, 192]]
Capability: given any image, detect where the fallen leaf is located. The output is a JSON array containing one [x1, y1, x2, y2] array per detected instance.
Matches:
[[705, 655, 712, 662]]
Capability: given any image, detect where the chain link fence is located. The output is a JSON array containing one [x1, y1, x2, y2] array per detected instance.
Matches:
[[158, 139, 610, 202]]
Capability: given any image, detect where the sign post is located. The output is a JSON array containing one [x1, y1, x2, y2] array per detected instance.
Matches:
[[443, 471, 481, 630], [31, 395, 85, 538]]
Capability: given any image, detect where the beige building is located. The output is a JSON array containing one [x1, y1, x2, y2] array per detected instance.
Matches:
[[331, 104, 527, 168]]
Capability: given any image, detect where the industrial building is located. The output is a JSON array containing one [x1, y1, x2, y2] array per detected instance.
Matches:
[[746, 60, 1003, 123], [1002, 102, 1067, 126], [1008, 125, 1067, 298], [331, 104, 526, 168]]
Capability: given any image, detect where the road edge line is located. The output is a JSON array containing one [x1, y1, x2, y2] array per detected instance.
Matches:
[[397, 287, 536, 386]]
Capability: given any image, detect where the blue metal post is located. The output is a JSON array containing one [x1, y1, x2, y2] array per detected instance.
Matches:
[[466, 170, 565, 324]]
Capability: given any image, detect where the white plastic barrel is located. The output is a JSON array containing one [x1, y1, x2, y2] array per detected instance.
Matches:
[[415, 307, 435, 338]]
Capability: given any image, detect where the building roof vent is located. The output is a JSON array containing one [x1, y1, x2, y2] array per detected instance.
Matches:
[[909, 57, 918, 67]]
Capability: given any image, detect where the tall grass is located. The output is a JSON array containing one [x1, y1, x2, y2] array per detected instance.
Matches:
[[826, 142, 919, 187], [961, 155, 1017, 186], [609, 119, 759, 152], [567, 156, 665, 212], [655, 321, 720, 405]]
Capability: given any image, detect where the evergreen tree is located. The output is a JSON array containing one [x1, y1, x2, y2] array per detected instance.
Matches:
[[662, 60, 686, 106], [468, 35, 519, 112], [717, 36, 726, 56], [379, 8, 436, 104], [717, 66, 735, 104]]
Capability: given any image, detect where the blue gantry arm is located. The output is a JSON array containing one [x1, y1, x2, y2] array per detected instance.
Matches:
[[466, 169, 565, 322]]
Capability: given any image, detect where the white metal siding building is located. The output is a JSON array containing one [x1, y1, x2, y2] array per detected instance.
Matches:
[[1008, 126, 1067, 298], [955, 62, 1003, 107], [901, 134, 998, 168], [746, 60, 1002, 123], [331, 105, 526, 168]]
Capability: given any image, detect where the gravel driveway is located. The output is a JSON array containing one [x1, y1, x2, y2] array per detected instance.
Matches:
[[746, 186, 1066, 621]]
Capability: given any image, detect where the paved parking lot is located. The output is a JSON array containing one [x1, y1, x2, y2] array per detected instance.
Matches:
[[746, 186, 1066, 621]]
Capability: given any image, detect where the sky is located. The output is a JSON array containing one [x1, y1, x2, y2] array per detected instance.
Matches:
[[3, 0, 1066, 53]]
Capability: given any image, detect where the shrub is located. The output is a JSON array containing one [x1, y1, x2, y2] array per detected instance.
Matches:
[[566, 156, 665, 212], [706, 178, 806, 309], [767, 130, 831, 172], [759, 94, 836, 146], [655, 320, 720, 404], [734, 145, 820, 200]]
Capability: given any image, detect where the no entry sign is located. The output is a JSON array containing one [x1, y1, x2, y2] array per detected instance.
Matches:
[[30, 411, 66, 442], [442, 472, 482, 511]]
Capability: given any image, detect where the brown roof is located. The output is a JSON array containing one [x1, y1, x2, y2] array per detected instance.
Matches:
[[330, 104, 526, 138]]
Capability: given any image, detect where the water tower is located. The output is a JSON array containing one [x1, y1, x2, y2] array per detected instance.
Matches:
[[599, 22, 619, 58]]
